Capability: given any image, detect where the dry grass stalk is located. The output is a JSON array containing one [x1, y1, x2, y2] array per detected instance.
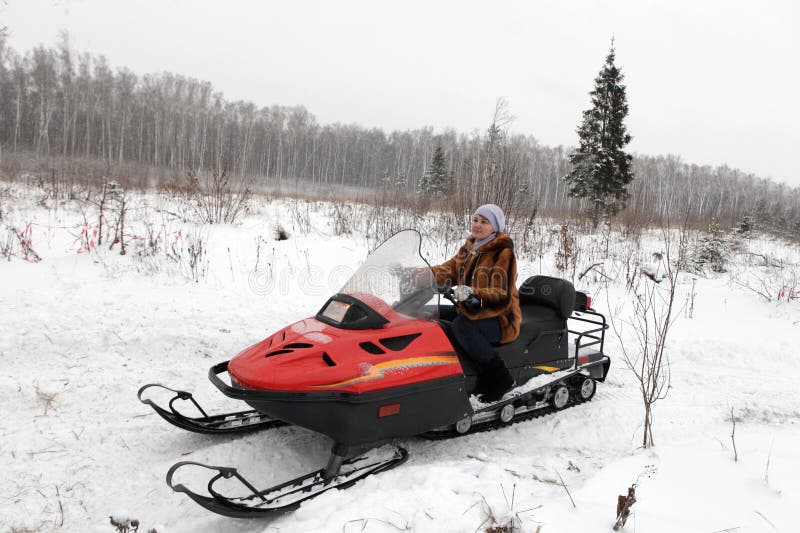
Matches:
[[35, 382, 65, 415], [554, 470, 576, 508], [729, 407, 738, 462], [613, 485, 636, 530]]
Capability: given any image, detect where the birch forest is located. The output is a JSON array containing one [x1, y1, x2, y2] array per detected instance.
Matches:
[[1, 35, 798, 235]]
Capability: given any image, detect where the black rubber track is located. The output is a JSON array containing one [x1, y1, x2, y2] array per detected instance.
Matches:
[[421, 381, 593, 440]]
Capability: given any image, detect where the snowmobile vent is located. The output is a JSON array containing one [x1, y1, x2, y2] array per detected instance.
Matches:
[[264, 349, 293, 357], [264, 343, 314, 358], [359, 342, 386, 355], [378, 333, 422, 351], [322, 353, 336, 366]]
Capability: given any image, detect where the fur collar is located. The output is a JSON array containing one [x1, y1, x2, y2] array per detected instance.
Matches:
[[465, 232, 514, 253]]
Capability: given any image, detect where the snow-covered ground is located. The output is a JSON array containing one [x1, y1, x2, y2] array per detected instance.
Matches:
[[1, 183, 798, 533]]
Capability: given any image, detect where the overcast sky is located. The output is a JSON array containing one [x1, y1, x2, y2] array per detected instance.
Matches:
[[3, 0, 799, 186]]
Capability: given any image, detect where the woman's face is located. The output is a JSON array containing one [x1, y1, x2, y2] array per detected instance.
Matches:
[[471, 214, 495, 240]]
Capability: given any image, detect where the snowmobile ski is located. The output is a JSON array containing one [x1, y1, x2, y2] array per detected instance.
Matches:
[[165, 445, 408, 518], [137, 383, 288, 435]]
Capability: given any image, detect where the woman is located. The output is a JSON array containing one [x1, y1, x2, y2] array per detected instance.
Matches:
[[431, 204, 521, 402]]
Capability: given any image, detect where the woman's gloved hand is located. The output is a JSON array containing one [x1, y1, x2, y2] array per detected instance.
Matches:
[[452, 285, 474, 302]]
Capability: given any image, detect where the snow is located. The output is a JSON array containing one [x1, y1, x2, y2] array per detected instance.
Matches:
[[1, 184, 798, 532]]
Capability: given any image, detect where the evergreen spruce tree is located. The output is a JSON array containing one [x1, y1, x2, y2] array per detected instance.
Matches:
[[419, 145, 449, 197], [734, 214, 753, 237], [565, 44, 634, 224], [696, 221, 728, 273]]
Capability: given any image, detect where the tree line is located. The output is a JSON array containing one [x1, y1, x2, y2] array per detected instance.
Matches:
[[1, 34, 798, 235]]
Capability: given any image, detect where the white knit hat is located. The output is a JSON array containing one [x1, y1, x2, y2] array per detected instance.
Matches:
[[474, 204, 505, 233]]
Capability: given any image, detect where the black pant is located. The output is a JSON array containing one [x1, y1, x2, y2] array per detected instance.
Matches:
[[451, 315, 501, 366]]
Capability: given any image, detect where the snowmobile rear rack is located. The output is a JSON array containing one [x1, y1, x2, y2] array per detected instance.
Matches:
[[137, 383, 288, 435], [165, 445, 408, 518], [568, 308, 608, 370]]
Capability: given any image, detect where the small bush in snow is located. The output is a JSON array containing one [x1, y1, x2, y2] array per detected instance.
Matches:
[[613, 465, 656, 531], [0, 185, 8, 222], [184, 233, 208, 283], [0, 225, 14, 261], [694, 221, 728, 273], [106, 181, 129, 256], [109, 515, 157, 533], [178, 163, 251, 225], [734, 259, 800, 302], [329, 201, 354, 235], [274, 223, 289, 241], [554, 223, 578, 280], [735, 215, 753, 238], [0, 223, 41, 263], [287, 199, 312, 232]]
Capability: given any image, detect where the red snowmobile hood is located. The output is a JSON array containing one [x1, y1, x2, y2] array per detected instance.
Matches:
[[228, 315, 462, 393]]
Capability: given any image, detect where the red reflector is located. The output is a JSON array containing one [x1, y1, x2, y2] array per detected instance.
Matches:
[[378, 403, 401, 417], [578, 355, 590, 365], [586, 296, 592, 309]]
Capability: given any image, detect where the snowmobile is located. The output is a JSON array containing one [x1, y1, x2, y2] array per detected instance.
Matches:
[[138, 229, 610, 518]]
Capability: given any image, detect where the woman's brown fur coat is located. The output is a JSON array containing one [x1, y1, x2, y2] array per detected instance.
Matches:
[[432, 232, 521, 343]]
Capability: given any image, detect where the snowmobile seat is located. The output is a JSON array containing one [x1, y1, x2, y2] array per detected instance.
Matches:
[[496, 276, 576, 368], [518, 275, 576, 319]]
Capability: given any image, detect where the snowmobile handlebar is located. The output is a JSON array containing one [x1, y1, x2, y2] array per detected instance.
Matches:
[[437, 283, 458, 305]]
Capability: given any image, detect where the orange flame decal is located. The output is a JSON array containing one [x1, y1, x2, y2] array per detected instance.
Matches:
[[312, 354, 459, 389]]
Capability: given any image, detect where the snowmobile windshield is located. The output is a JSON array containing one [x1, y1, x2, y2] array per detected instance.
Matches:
[[336, 230, 440, 321]]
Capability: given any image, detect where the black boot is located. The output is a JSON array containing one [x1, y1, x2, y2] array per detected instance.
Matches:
[[471, 373, 488, 396], [477, 357, 515, 403]]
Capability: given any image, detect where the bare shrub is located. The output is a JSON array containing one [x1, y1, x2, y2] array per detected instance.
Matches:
[[287, 199, 312, 233], [555, 223, 579, 281], [35, 381, 66, 415], [180, 163, 251, 224], [0, 225, 14, 261], [158, 228, 208, 282], [613, 465, 656, 531], [685, 277, 697, 318], [1, 223, 42, 263], [619, 209, 650, 245], [110, 515, 157, 533], [136, 223, 164, 257], [106, 182, 129, 256], [612, 227, 685, 448], [515, 205, 539, 257], [81, 180, 112, 247], [0, 185, 9, 222], [460, 483, 542, 533], [274, 224, 289, 241], [734, 253, 800, 302], [613, 485, 636, 530], [9, 524, 48, 533], [364, 202, 420, 246], [183, 233, 208, 283], [130, 221, 172, 275], [729, 406, 740, 462], [329, 201, 354, 235]]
